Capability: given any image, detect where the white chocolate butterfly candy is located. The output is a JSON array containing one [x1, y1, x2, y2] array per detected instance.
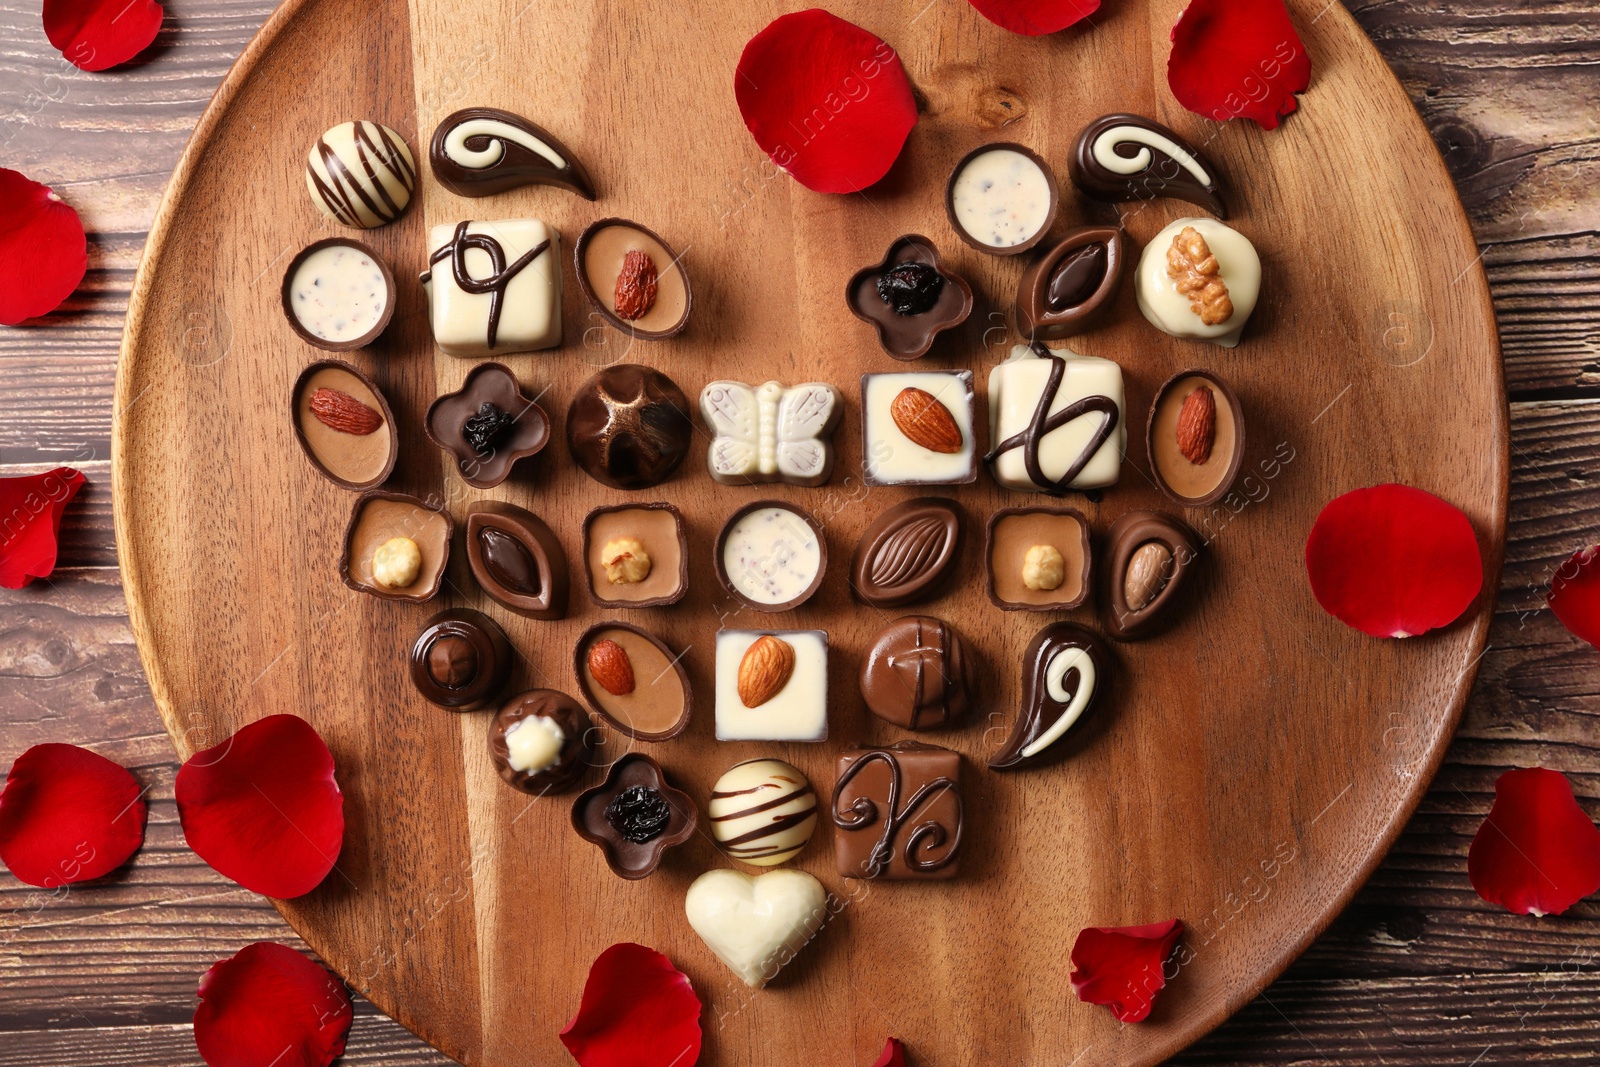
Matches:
[[700, 380, 842, 487]]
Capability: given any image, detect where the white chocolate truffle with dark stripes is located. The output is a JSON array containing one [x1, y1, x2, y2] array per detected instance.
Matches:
[[708, 758, 818, 867], [305, 121, 416, 229]]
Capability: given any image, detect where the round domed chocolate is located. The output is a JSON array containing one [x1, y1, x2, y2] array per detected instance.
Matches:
[[566, 364, 693, 489], [858, 616, 976, 730], [708, 758, 818, 866], [489, 690, 595, 795], [409, 609, 510, 710]]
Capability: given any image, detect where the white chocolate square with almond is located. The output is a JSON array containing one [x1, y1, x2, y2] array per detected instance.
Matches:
[[715, 630, 828, 742], [861, 370, 976, 486]]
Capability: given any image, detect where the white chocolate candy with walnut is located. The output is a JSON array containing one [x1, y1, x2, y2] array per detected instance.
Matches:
[[1135, 217, 1260, 347]]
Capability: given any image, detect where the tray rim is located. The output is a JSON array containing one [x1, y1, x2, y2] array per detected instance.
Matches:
[[110, 0, 1510, 1060]]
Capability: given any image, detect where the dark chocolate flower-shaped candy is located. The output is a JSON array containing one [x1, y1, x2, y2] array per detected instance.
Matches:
[[571, 754, 697, 879], [846, 235, 973, 361]]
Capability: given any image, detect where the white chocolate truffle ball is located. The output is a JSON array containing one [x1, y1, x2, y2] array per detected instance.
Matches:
[[1135, 217, 1260, 348], [707, 758, 818, 866], [305, 121, 416, 229], [371, 537, 421, 589]]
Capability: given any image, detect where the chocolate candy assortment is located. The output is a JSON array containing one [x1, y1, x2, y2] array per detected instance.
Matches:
[[276, 101, 1263, 991]]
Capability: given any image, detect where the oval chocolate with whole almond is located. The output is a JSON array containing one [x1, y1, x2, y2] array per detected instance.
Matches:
[[850, 497, 963, 608]]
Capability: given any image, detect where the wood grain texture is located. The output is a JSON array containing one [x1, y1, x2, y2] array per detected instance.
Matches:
[[3, 0, 1597, 1065], [106, 0, 1506, 1064]]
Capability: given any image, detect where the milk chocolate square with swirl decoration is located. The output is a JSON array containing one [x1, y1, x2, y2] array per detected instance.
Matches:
[[832, 741, 962, 880]]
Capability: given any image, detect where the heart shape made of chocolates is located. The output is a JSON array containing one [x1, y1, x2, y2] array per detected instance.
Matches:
[[684, 868, 828, 989]]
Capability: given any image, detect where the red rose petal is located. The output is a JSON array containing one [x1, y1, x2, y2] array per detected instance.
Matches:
[[175, 715, 344, 899], [1468, 768, 1600, 918], [967, 0, 1098, 35], [1070, 918, 1183, 1023], [559, 942, 702, 1067], [1167, 0, 1310, 129], [194, 942, 352, 1067], [1547, 545, 1600, 648], [1304, 483, 1483, 638], [734, 9, 918, 194], [0, 172, 87, 326], [0, 467, 86, 589], [42, 0, 164, 72], [0, 743, 145, 888], [871, 1037, 906, 1067]]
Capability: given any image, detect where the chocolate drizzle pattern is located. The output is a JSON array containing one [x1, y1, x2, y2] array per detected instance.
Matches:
[[985, 342, 1120, 494], [424, 222, 550, 350], [307, 121, 416, 228], [832, 748, 962, 877], [710, 768, 818, 864]]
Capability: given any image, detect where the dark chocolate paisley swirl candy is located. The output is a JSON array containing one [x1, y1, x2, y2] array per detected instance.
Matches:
[[850, 498, 963, 608], [1069, 113, 1226, 218], [429, 107, 596, 199], [989, 622, 1111, 771]]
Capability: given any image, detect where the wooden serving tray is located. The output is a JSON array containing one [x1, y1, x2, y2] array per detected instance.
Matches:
[[112, 0, 1506, 1062]]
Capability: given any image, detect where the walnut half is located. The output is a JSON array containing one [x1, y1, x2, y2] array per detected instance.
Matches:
[[1166, 226, 1233, 326]]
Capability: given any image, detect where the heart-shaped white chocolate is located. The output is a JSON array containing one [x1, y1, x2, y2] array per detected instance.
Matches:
[[684, 868, 828, 988]]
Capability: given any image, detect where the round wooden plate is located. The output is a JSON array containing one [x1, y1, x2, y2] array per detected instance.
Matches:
[[113, 0, 1506, 1062]]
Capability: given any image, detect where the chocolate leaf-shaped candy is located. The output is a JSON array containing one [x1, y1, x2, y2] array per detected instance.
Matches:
[[851, 498, 962, 608], [1069, 113, 1225, 218]]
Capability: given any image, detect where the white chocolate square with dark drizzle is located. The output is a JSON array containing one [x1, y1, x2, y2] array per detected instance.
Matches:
[[421, 219, 561, 357], [987, 342, 1126, 493]]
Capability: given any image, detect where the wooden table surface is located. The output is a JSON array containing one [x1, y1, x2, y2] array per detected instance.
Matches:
[[1, 0, 1596, 1063]]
